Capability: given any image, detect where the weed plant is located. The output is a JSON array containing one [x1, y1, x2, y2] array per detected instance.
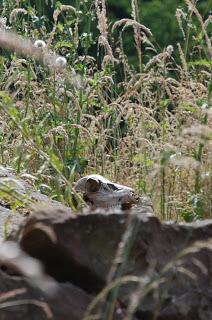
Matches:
[[0, 0, 211, 221]]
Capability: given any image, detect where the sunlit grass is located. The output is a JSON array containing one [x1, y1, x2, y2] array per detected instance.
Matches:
[[0, 0, 211, 221]]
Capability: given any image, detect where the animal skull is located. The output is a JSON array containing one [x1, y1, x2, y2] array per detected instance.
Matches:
[[75, 174, 139, 209]]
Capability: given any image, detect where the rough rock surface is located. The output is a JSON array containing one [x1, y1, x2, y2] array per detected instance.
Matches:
[[0, 168, 212, 320], [0, 269, 94, 320], [0, 166, 68, 241], [1, 206, 210, 320]]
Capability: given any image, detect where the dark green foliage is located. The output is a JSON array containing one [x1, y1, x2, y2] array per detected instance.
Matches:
[[2, 0, 210, 64]]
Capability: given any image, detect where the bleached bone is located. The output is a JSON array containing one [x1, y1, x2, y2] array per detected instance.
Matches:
[[75, 174, 139, 209]]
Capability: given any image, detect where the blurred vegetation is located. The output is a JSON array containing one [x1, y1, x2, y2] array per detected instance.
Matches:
[[108, 0, 211, 43], [2, 0, 211, 65]]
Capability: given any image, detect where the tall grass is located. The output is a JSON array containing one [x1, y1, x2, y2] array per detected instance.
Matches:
[[0, 0, 211, 220]]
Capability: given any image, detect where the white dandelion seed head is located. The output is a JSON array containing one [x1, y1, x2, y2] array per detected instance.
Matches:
[[169, 154, 176, 161], [34, 39, 46, 48], [0, 17, 8, 29], [201, 103, 209, 110], [167, 45, 174, 55], [55, 56, 67, 69]]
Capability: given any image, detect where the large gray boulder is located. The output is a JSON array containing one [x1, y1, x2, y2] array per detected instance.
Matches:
[[0, 167, 211, 320], [6, 206, 211, 320], [0, 270, 94, 320], [0, 166, 68, 241]]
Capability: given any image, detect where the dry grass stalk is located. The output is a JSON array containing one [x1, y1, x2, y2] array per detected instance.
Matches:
[[0, 299, 53, 318], [144, 51, 170, 71], [176, 8, 187, 40], [131, 0, 142, 70], [204, 15, 212, 29], [53, 4, 76, 22], [47, 4, 76, 48], [95, 0, 114, 62], [0, 289, 27, 302], [112, 18, 152, 36], [184, 0, 212, 58], [177, 42, 188, 77], [95, 0, 108, 39], [98, 35, 114, 62], [9, 8, 27, 23]]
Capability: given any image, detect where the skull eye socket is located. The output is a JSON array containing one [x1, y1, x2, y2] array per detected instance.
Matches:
[[86, 178, 101, 192], [107, 183, 119, 191]]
